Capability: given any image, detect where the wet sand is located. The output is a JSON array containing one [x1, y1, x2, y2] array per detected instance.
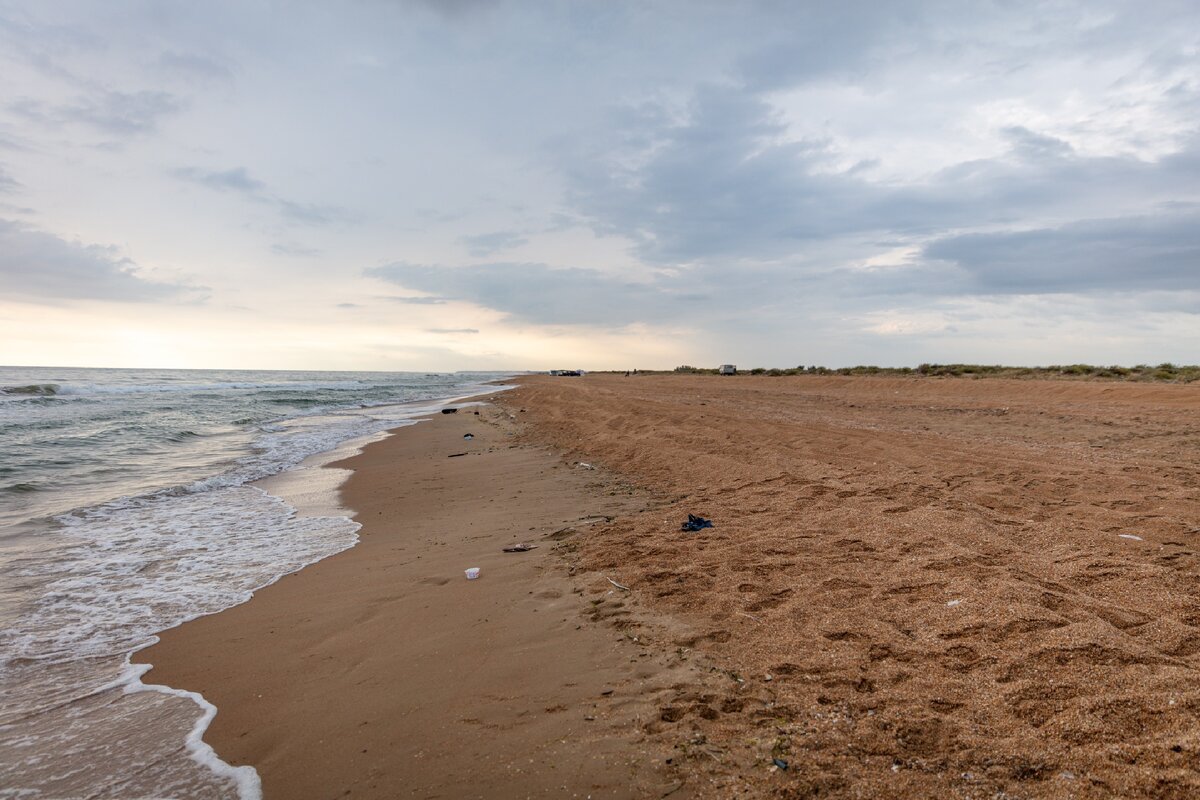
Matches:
[[142, 374, 1200, 799], [138, 404, 706, 799]]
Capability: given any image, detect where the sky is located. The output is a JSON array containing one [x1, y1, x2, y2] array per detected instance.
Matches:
[[0, 0, 1197, 371]]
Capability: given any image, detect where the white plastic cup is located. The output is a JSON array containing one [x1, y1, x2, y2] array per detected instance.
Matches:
[[465, 567, 481, 580]]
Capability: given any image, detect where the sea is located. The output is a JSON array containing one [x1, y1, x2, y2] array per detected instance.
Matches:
[[0, 366, 516, 799]]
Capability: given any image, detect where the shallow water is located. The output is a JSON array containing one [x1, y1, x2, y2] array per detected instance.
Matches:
[[0, 367, 514, 799]]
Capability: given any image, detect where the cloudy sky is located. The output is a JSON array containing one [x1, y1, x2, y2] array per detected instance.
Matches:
[[1, 1, 1197, 370]]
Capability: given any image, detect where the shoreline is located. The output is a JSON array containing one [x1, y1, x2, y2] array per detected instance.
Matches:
[[4, 375, 531, 800], [135, 374, 1200, 798], [135, 395, 697, 798]]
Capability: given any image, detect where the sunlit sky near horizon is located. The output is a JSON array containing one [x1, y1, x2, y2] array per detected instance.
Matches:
[[1, 1, 1197, 371]]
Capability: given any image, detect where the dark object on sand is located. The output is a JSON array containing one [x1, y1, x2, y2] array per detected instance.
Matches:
[[681, 514, 714, 532], [463, 433, 474, 440], [473, 411, 480, 415], [441, 408, 458, 414], [502, 543, 538, 552], [773, 758, 788, 770], [447, 452, 467, 458]]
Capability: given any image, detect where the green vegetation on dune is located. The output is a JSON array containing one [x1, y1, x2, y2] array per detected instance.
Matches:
[[658, 363, 1200, 382]]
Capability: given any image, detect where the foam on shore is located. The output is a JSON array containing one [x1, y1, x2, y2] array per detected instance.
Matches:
[[1, 384, 511, 798]]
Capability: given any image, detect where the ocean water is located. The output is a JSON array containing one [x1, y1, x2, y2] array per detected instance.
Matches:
[[0, 367, 515, 799]]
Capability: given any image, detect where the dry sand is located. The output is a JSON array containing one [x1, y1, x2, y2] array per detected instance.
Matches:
[[499, 374, 1200, 798], [140, 374, 1200, 799]]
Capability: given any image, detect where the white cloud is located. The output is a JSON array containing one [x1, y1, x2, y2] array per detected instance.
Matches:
[[0, 219, 204, 304]]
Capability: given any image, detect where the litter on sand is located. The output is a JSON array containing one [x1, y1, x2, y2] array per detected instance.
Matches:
[[946, 599, 962, 607], [465, 567, 480, 580], [463, 433, 474, 439], [576, 462, 596, 470], [605, 576, 631, 591], [447, 452, 468, 458], [681, 514, 714, 531], [1118, 533, 1144, 541], [441, 408, 458, 414], [772, 759, 789, 771], [502, 543, 538, 552]]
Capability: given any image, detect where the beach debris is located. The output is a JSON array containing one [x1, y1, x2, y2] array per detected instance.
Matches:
[[473, 411, 480, 415], [1118, 533, 1144, 541], [576, 462, 596, 470], [681, 514, 714, 532], [465, 567, 481, 580], [772, 758, 789, 771], [463, 433, 474, 439], [502, 543, 538, 552], [946, 599, 962, 607], [601, 688, 614, 696], [441, 408, 458, 414], [448, 452, 468, 458], [737, 611, 763, 623], [605, 575, 631, 591]]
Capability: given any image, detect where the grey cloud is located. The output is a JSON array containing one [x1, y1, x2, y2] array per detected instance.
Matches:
[[0, 219, 203, 303], [0, 130, 31, 151], [276, 199, 354, 226], [174, 165, 352, 226], [11, 90, 181, 136], [368, 260, 669, 325], [367, 255, 870, 333], [0, 11, 101, 82], [918, 212, 1200, 295], [562, 80, 1200, 276], [1001, 126, 1074, 162], [68, 90, 181, 134], [426, 328, 479, 334], [174, 166, 265, 193], [336, 302, 360, 308], [0, 166, 19, 193], [733, 3, 912, 91], [369, 203, 1200, 328], [735, 2, 1200, 94], [564, 85, 856, 263], [460, 230, 528, 257]]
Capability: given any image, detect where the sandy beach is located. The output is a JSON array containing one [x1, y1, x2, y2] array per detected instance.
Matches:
[[138, 400, 709, 799], [140, 374, 1200, 798]]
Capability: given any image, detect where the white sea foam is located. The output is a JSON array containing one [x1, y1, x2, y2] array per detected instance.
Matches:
[[8, 487, 360, 662], [127, 654, 264, 800]]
